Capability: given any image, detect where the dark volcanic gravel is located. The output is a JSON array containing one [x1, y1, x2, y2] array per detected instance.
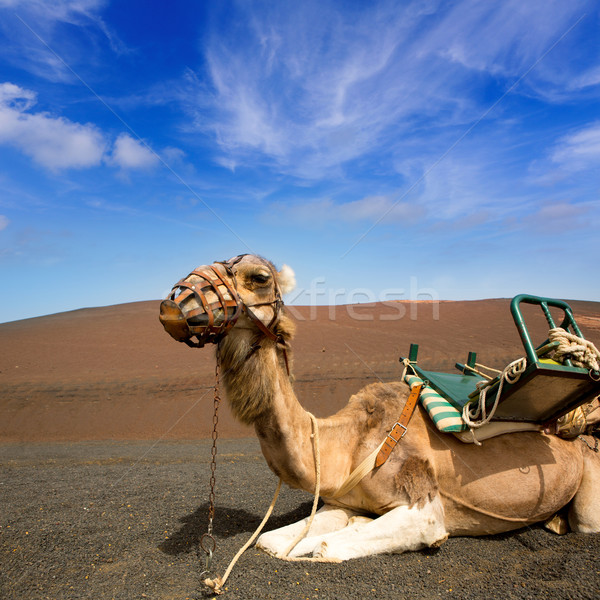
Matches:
[[1, 439, 599, 600]]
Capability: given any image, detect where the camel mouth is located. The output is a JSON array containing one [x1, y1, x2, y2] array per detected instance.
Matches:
[[159, 298, 232, 347], [158, 299, 195, 343], [159, 262, 244, 348]]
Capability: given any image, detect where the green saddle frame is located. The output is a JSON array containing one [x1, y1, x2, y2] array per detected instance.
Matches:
[[401, 295, 600, 424]]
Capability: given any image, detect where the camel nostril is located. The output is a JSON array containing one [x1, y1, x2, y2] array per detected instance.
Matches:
[[159, 299, 192, 342]]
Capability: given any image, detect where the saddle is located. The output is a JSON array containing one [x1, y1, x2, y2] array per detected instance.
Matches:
[[400, 295, 600, 444]]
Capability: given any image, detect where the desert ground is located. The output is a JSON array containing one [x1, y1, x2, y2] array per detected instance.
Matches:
[[2, 298, 600, 599]]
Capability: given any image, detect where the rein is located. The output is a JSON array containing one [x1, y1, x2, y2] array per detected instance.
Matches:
[[203, 413, 340, 595]]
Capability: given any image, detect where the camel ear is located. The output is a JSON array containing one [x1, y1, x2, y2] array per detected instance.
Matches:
[[278, 264, 296, 295]]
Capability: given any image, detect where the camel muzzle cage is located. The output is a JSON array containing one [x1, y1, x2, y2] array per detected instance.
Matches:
[[159, 254, 285, 348], [159, 261, 244, 348]]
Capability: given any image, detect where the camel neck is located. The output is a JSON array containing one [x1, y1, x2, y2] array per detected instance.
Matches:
[[218, 333, 316, 490]]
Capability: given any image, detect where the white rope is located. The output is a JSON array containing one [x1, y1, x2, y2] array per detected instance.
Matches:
[[203, 479, 283, 594], [400, 357, 418, 383], [439, 489, 539, 523], [460, 363, 494, 380], [279, 413, 321, 558], [462, 357, 527, 430], [203, 413, 331, 594], [475, 362, 502, 375], [549, 327, 600, 372]]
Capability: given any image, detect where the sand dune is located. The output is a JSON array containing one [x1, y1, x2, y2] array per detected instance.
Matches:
[[1, 298, 599, 443]]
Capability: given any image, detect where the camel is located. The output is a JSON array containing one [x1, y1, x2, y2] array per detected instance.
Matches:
[[159, 254, 600, 562]]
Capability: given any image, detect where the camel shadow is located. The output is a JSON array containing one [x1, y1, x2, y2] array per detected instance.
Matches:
[[159, 500, 320, 555]]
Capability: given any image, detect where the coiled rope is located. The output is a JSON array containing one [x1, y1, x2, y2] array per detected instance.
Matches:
[[463, 328, 600, 439], [549, 327, 600, 372], [462, 357, 528, 434]]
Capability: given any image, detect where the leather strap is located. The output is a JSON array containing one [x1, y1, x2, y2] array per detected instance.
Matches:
[[243, 302, 281, 342], [375, 383, 423, 468]]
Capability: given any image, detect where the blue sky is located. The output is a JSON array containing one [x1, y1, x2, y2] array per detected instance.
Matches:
[[0, 0, 599, 323]]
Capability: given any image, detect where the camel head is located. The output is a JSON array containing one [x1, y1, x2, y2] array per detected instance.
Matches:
[[159, 254, 296, 348]]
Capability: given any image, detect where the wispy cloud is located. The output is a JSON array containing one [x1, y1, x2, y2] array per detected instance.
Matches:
[[268, 194, 423, 228], [187, 0, 596, 180], [524, 201, 591, 233], [196, 1, 430, 178], [424, 1, 584, 79], [0, 0, 127, 81], [551, 121, 600, 173], [528, 120, 600, 190]]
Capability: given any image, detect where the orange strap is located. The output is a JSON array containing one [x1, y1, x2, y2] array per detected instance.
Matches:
[[375, 383, 423, 468]]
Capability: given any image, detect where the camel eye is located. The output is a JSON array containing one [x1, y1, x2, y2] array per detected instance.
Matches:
[[252, 272, 270, 285]]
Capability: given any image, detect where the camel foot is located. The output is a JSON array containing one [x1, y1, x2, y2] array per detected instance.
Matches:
[[544, 512, 569, 535]]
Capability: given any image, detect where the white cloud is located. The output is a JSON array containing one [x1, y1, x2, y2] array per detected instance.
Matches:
[[0, 81, 36, 108], [551, 122, 600, 173], [0, 82, 107, 169], [339, 196, 419, 223], [0, 82, 166, 173], [0, 215, 9, 231], [161, 146, 186, 165], [108, 133, 159, 170], [214, 156, 237, 172], [428, 1, 578, 75], [569, 65, 600, 91], [200, 3, 416, 178], [0, 1, 107, 17], [529, 121, 600, 188]]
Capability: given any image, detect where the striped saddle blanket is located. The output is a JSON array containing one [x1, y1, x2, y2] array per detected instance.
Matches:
[[404, 374, 467, 433], [403, 373, 542, 442]]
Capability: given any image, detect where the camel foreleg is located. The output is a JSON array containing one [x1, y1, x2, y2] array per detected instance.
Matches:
[[256, 504, 359, 557], [314, 496, 448, 561]]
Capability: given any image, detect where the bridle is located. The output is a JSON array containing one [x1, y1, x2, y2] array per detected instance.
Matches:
[[159, 254, 285, 349]]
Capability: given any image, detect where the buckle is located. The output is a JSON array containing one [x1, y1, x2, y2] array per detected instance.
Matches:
[[387, 422, 408, 443]]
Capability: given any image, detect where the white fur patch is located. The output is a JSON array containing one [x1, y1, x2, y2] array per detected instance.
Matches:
[[278, 264, 296, 295], [314, 496, 448, 560]]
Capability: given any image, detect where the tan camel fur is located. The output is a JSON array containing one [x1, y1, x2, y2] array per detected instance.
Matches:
[[161, 254, 600, 561]]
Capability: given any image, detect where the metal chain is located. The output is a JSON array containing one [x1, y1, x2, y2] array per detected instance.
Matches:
[[200, 348, 221, 576]]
